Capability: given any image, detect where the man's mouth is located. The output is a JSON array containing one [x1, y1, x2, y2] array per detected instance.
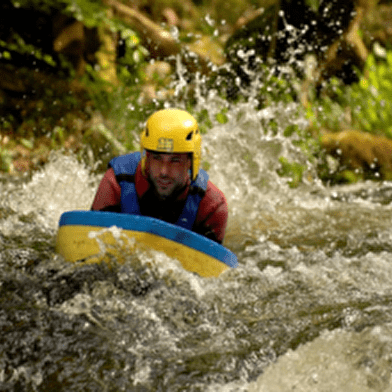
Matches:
[[157, 179, 172, 188]]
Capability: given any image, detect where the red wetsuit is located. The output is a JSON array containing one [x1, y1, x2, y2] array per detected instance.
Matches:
[[91, 163, 228, 243]]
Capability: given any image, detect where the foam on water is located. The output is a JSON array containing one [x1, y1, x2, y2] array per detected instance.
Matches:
[[248, 326, 392, 392]]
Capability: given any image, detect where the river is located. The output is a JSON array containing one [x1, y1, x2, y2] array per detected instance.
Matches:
[[1, 98, 392, 391]]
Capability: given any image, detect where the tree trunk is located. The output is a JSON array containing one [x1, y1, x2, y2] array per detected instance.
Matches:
[[103, 0, 212, 74]]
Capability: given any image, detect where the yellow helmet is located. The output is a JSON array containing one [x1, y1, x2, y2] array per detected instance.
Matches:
[[140, 108, 202, 180]]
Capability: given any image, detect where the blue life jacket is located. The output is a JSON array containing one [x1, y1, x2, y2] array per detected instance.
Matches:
[[109, 152, 209, 230]]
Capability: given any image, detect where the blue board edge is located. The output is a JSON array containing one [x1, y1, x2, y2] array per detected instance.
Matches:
[[58, 211, 238, 268]]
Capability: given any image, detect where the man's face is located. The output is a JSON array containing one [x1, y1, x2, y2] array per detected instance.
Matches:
[[146, 151, 191, 198]]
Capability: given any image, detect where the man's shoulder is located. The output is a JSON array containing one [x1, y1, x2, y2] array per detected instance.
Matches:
[[202, 180, 227, 207]]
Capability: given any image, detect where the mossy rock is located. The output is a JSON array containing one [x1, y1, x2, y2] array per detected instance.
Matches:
[[321, 130, 392, 181]]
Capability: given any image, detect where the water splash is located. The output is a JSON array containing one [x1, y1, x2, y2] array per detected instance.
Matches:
[[2, 151, 99, 231]]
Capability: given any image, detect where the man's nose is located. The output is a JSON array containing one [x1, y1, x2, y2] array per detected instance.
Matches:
[[159, 161, 170, 176]]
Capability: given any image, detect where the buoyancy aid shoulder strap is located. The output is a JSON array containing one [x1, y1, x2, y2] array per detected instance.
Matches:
[[108, 152, 141, 214], [176, 169, 209, 230], [109, 152, 141, 180], [190, 169, 209, 196]]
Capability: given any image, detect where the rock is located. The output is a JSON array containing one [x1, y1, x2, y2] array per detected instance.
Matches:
[[144, 61, 172, 81], [321, 130, 392, 180], [139, 61, 173, 103], [0, 65, 26, 92], [53, 13, 101, 77], [187, 36, 226, 66], [361, 3, 392, 50], [162, 8, 179, 26]]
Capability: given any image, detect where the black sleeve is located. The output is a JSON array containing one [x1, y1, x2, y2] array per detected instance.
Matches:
[[192, 226, 222, 244]]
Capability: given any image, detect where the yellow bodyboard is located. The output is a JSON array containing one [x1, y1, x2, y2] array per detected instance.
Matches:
[[56, 211, 238, 277]]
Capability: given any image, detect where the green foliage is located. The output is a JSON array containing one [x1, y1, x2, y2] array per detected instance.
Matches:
[[0, 146, 13, 172], [10, 0, 61, 13], [335, 170, 364, 184], [81, 71, 147, 153], [310, 51, 392, 137], [200, 0, 256, 26], [192, 108, 213, 134], [277, 157, 305, 188], [50, 126, 65, 147], [4, 0, 146, 75], [277, 124, 320, 187], [12, 0, 108, 26], [215, 108, 229, 124], [306, 0, 321, 11], [63, 0, 109, 29], [116, 30, 149, 85], [349, 52, 392, 136], [2, 0, 149, 154], [259, 69, 299, 106], [0, 34, 57, 67], [302, 50, 392, 184]]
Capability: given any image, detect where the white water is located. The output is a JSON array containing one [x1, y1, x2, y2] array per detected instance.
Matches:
[[2, 98, 392, 390]]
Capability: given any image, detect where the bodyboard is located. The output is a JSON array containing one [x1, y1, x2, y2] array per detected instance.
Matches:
[[56, 211, 238, 277]]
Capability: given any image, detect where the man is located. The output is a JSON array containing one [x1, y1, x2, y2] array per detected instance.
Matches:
[[91, 108, 228, 244]]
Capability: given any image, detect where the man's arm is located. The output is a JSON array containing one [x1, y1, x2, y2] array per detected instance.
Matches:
[[91, 168, 122, 212]]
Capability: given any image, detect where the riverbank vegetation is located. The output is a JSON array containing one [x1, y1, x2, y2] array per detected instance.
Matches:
[[1, 0, 392, 185]]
